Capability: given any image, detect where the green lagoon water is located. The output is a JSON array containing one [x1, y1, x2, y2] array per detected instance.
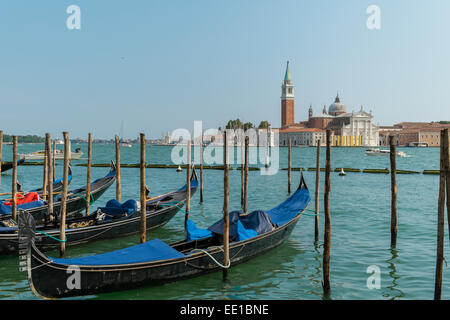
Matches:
[[0, 143, 447, 300]]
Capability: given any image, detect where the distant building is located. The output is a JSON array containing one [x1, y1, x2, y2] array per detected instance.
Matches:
[[379, 122, 450, 147], [279, 127, 326, 147], [277, 62, 379, 146]]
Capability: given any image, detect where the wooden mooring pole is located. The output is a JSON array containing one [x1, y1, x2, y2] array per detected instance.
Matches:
[[322, 129, 332, 296], [115, 135, 121, 202], [59, 132, 70, 257], [288, 138, 292, 194], [85, 133, 92, 216], [200, 135, 204, 203], [184, 141, 191, 229], [241, 136, 244, 208], [243, 136, 249, 215], [435, 128, 448, 300], [140, 133, 146, 244], [42, 136, 48, 201], [314, 139, 321, 242], [389, 135, 398, 248], [11, 136, 18, 221], [46, 134, 54, 221], [223, 130, 230, 281], [0, 130, 3, 187], [52, 140, 56, 182]]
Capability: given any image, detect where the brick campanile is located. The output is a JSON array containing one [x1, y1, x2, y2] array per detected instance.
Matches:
[[281, 61, 295, 127]]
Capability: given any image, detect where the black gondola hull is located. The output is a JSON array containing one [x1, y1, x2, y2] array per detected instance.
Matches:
[[1, 177, 197, 254], [26, 214, 300, 299]]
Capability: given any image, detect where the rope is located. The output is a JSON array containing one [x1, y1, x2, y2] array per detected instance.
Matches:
[[190, 247, 231, 269], [158, 201, 190, 214], [302, 209, 320, 216], [72, 193, 94, 204], [35, 230, 67, 242]]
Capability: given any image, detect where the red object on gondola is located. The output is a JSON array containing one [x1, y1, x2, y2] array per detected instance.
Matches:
[[3, 192, 39, 206]]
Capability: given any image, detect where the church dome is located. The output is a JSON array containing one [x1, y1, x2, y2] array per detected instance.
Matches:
[[328, 94, 346, 115]]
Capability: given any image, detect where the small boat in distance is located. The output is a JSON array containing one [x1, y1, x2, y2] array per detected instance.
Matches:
[[21, 148, 83, 160], [365, 148, 407, 157], [119, 141, 132, 148]]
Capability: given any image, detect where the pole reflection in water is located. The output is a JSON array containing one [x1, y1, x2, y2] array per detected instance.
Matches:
[[383, 247, 404, 299]]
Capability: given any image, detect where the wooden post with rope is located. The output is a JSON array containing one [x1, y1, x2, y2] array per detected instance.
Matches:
[[243, 136, 249, 215], [389, 135, 398, 248], [435, 129, 448, 300], [288, 138, 292, 194], [59, 132, 70, 257], [200, 135, 204, 203], [52, 140, 56, 182], [140, 133, 146, 244], [46, 133, 54, 221], [115, 135, 121, 202], [11, 136, 18, 221], [314, 139, 321, 242], [322, 129, 332, 296], [223, 130, 230, 281], [42, 136, 48, 201], [241, 134, 244, 208], [85, 133, 92, 216], [0, 130, 3, 187], [184, 141, 191, 229]]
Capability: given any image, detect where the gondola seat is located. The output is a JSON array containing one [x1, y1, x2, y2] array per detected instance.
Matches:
[[186, 219, 213, 241], [208, 210, 275, 242], [0, 197, 45, 215], [97, 199, 138, 219]]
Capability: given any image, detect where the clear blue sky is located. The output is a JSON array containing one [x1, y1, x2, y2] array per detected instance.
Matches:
[[0, 0, 449, 139]]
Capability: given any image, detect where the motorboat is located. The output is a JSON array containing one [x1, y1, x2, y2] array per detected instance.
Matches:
[[365, 148, 407, 157], [21, 148, 84, 160]]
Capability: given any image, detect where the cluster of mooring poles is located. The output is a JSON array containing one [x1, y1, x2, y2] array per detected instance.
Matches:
[[2, 128, 449, 298]]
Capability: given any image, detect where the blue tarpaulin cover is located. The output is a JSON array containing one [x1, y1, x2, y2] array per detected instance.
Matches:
[[208, 184, 311, 240], [97, 199, 138, 216], [0, 200, 45, 215], [266, 188, 311, 226], [208, 210, 275, 240], [50, 239, 185, 266], [186, 219, 213, 241], [236, 220, 258, 241]]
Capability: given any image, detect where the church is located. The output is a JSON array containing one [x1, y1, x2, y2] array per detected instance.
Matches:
[[278, 62, 380, 147]]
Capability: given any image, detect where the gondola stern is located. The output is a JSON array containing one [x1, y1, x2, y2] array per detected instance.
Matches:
[[190, 162, 198, 183], [297, 169, 308, 191]]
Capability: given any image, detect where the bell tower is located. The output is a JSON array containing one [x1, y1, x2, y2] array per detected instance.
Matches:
[[281, 61, 295, 127]]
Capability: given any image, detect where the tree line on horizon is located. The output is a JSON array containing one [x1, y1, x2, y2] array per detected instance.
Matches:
[[219, 119, 271, 132], [2, 135, 45, 143]]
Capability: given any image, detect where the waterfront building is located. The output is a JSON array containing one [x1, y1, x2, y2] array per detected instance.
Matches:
[[379, 122, 450, 147], [277, 62, 379, 146]]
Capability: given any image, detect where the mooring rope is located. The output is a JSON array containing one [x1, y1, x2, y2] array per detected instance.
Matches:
[[301, 209, 320, 216], [35, 230, 67, 242], [158, 201, 189, 214], [72, 193, 94, 204], [190, 247, 231, 269]]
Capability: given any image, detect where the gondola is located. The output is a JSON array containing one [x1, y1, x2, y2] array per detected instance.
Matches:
[[18, 172, 310, 299], [1, 167, 73, 200], [1, 163, 116, 225], [0, 158, 25, 173], [28, 166, 73, 195], [0, 166, 198, 254]]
